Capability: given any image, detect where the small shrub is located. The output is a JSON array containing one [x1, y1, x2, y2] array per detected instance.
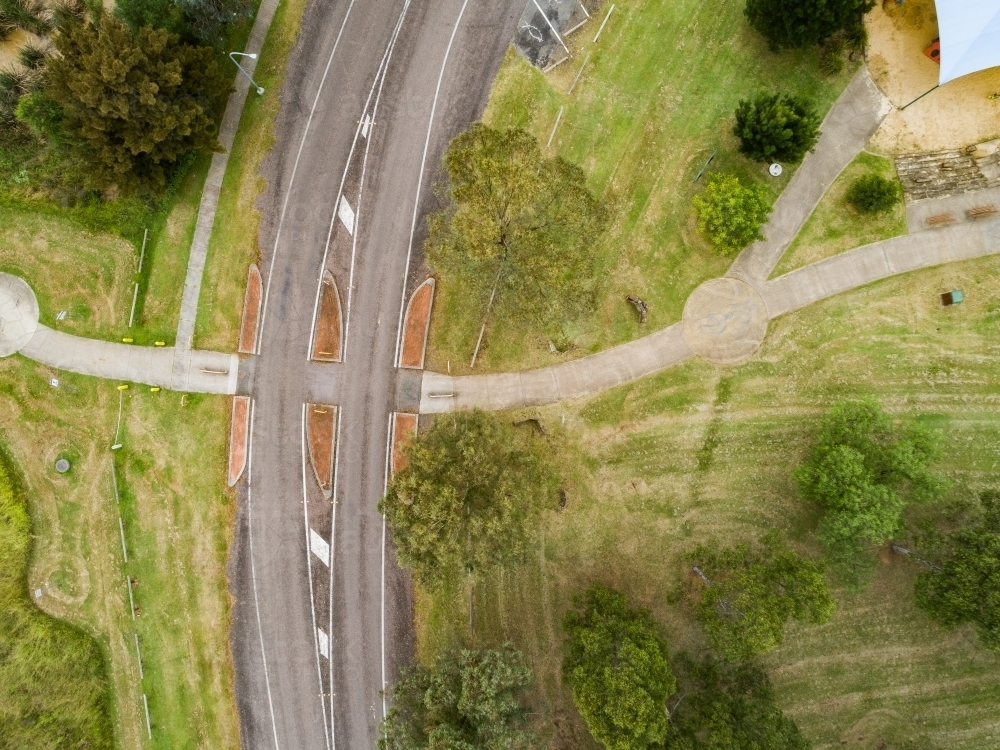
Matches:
[[734, 91, 821, 163], [846, 173, 902, 213], [819, 38, 846, 75], [15, 92, 63, 140], [693, 173, 772, 256]]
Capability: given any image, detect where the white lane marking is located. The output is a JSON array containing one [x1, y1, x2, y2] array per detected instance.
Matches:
[[310, 528, 331, 566], [318, 628, 330, 659], [247, 400, 282, 750], [306, 1, 413, 363], [361, 114, 372, 139], [337, 196, 356, 236], [301, 404, 333, 750], [257, 0, 359, 353], [393, 0, 472, 368]]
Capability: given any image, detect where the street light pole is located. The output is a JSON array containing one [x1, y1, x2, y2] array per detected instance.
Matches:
[[228, 52, 265, 95]]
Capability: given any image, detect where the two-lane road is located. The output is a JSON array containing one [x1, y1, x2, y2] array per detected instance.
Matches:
[[229, 1, 524, 747]]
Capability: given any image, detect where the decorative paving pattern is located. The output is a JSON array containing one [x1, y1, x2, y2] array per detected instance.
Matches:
[[0, 272, 39, 357], [681, 278, 769, 364]]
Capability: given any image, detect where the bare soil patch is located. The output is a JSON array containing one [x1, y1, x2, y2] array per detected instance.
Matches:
[[227, 396, 250, 486], [400, 279, 434, 369], [391, 413, 418, 475], [306, 404, 337, 497], [238, 265, 262, 354], [311, 271, 342, 362], [867, 0, 1000, 153]]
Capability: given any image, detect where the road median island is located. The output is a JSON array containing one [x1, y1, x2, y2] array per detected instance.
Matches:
[[311, 271, 343, 362], [228, 395, 251, 486], [306, 404, 338, 497], [399, 278, 435, 369], [391, 413, 418, 475], [238, 264, 262, 354]]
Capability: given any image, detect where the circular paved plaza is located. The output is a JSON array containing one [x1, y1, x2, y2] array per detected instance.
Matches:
[[0, 273, 39, 357], [681, 277, 769, 364]]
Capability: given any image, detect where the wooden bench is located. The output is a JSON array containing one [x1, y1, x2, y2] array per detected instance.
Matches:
[[968, 204, 998, 219], [926, 212, 956, 227]]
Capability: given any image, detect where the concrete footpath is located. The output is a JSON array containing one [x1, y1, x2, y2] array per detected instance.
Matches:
[[421, 212, 1000, 413], [175, 0, 281, 350], [728, 67, 892, 286], [761, 215, 1000, 317], [22, 326, 240, 394]]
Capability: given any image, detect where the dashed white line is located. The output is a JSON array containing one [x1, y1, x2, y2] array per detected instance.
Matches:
[[310, 528, 331, 566], [337, 196, 356, 236]]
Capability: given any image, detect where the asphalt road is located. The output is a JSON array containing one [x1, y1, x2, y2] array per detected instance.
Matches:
[[228, 1, 524, 748]]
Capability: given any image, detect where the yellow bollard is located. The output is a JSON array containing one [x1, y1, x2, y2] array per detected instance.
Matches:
[[150, 387, 161, 393], [154, 341, 166, 347], [117, 384, 129, 391], [122, 337, 134, 343]]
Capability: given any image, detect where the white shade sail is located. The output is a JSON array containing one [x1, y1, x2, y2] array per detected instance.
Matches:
[[935, 0, 1000, 85]]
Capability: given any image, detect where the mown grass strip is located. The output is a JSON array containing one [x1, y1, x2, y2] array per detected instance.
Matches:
[[0, 445, 114, 750]]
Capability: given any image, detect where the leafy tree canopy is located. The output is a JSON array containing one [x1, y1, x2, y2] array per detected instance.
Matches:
[[379, 644, 535, 750], [46, 15, 232, 194], [744, 0, 874, 49], [914, 491, 1000, 651], [692, 173, 771, 256], [689, 534, 834, 661], [427, 123, 607, 334], [115, 0, 252, 44], [794, 399, 943, 587], [733, 92, 820, 164], [664, 654, 808, 750], [379, 410, 557, 587], [845, 173, 902, 213], [563, 584, 676, 750]]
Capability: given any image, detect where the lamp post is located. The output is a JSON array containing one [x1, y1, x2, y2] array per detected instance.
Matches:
[[228, 52, 264, 95]]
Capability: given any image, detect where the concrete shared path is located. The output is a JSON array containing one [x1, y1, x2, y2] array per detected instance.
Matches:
[[419, 212, 1000, 413], [0, 272, 239, 393], [728, 67, 892, 285], [175, 0, 281, 350]]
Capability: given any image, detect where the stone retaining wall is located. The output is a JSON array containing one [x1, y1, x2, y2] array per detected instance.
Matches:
[[895, 140, 1000, 201]]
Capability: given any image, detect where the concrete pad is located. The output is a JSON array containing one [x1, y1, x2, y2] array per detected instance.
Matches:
[[0, 273, 39, 357]]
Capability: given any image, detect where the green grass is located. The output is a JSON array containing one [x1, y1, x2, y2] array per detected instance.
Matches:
[[417, 254, 1000, 750], [0, 448, 114, 750], [0, 200, 240, 748], [775, 151, 907, 276], [427, 0, 858, 376]]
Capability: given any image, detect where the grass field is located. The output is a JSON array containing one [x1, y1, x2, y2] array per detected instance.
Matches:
[[417, 254, 1000, 750], [0, 193, 240, 748], [775, 151, 907, 276], [0, 448, 113, 750], [427, 0, 859, 376]]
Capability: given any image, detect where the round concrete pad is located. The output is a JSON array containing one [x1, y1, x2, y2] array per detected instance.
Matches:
[[0, 273, 39, 357], [682, 277, 769, 364]]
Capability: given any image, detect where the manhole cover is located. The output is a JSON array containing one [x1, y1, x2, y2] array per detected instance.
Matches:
[[55, 458, 70, 473]]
